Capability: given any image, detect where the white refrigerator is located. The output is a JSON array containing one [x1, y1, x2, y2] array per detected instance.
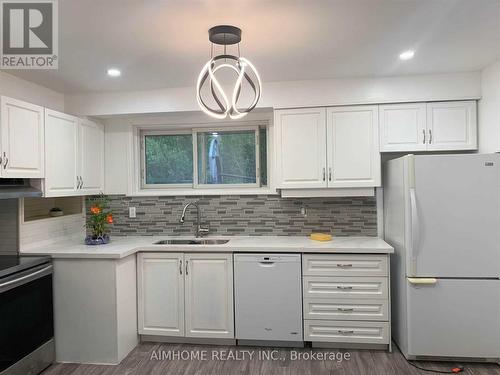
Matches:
[[384, 154, 500, 360]]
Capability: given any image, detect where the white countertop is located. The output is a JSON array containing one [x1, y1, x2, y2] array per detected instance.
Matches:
[[21, 235, 393, 259]]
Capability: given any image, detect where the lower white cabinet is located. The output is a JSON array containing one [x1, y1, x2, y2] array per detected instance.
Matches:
[[184, 253, 234, 338], [302, 254, 390, 346], [137, 253, 184, 336], [304, 320, 390, 344], [137, 252, 234, 339]]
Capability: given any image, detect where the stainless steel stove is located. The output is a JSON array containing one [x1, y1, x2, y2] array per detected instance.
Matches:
[[0, 198, 54, 375]]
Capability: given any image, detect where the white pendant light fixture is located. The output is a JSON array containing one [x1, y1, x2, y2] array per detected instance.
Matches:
[[196, 25, 262, 119]]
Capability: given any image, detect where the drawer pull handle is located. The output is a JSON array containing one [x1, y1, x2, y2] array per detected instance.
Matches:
[[336, 286, 353, 290], [338, 330, 355, 335], [336, 264, 353, 268], [338, 308, 354, 312]]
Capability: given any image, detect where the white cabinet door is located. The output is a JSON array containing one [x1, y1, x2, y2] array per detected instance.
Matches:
[[137, 253, 184, 337], [44, 109, 79, 197], [379, 103, 427, 152], [327, 106, 380, 187], [0, 96, 44, 178], [426, 101, 477, 151], [79, 119, 104, 195], [184, 253, 234, 339], [275, 108, 327, 188]]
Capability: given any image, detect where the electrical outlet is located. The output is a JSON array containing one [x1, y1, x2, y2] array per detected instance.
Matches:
[[129, 207, 136, 218]]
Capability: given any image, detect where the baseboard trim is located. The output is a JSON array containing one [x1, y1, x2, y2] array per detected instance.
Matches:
[[237, 340, 304, 348], [140, 335, 237, 346], [311, 342, 389, 351]]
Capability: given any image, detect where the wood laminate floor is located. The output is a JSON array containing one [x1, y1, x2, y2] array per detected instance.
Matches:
[[42, 342, 500, 375]]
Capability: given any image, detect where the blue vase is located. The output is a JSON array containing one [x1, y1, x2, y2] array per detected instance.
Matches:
[[85, 234, 110, 245]]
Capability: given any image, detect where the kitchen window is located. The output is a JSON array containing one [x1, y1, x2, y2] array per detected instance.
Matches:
[[140, 126, 267, 190]]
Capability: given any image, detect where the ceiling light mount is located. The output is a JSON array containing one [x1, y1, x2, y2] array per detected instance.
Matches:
[[208, 25, 241, 45], [196, 25, 261, 120]]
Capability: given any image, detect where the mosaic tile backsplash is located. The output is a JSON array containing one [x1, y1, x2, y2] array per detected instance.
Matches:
[[93, 195, 377, 237]]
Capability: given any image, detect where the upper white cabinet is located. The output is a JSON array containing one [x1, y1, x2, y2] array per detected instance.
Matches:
[[137, 252, 234, 340], [379, 101, 477, 152], [45, 109, 79, 196], [327, 106, 380, 188], [0, 96, 45, 178], [275, 106, 381, 189], [45, 110, 104, 197], [379, 103, 427, 152], [426, 101, 477, 151], [275, 108, 327, 189], [79, 119, 104, 194]]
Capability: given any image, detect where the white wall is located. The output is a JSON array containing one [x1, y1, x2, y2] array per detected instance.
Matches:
[[66, 72, 481, 116], [479, 59, 500, 153], [0, 71, 65, 111]]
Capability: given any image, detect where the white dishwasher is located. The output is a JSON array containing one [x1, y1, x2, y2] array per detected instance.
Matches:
[[234, 253, 303, 342]]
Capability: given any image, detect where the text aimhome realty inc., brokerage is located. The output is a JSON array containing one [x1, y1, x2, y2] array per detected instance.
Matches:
[[0, 0, 58, 69]]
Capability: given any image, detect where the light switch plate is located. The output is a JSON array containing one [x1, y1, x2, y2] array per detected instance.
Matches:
[[129, 207, 136, 218]]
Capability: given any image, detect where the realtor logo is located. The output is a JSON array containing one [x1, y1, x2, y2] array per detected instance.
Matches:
[[0, 0, 58, 69]]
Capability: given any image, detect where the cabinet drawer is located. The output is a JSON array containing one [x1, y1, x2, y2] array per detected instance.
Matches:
[[303, 276, 388, 299], [304, 298, 388, 321], [303, 254, 388, 277], [304, 320, 389, 344]]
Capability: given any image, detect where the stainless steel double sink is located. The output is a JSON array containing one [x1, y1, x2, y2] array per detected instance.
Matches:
[[153, 239, 230, 245]]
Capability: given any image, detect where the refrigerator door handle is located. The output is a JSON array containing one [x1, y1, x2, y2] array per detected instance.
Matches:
[[409, 188, 420, 269], [407, 277, 437, 285]]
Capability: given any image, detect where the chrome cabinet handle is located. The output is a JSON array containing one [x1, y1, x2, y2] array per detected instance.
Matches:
[[429, 129, 433, 144], [338, 308, 354, 312], [337, 285, 353, 290], [76, 176, 80, 189], [185, 260, 189, 275], [338, 330, 355, 335], [336, 263, 353, 268], [179, 260, 182, 275], [80, 176, 84, 189], [423, 129, 426, 144], [3, 152, 7, 169], [328, 168, 332, 181], [322, 168, 326, 181]]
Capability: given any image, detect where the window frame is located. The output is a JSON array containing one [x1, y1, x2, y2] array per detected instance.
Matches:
[[135, 122, 272, 195]]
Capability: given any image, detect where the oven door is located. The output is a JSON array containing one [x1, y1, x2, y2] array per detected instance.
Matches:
[[0, 263, 54, 374]]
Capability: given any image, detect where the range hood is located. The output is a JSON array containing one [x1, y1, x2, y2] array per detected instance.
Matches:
[[0, 179, 42, 199]]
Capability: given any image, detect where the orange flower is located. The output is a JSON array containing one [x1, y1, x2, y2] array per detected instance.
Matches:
[[106, 214, 113, 224], [90, 206, 101, 215]]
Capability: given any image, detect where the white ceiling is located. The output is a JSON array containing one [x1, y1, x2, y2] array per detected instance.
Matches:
[[8, 0, 500, 94]]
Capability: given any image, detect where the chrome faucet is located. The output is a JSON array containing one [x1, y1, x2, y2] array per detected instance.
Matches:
[[179, 201, 209, 238]]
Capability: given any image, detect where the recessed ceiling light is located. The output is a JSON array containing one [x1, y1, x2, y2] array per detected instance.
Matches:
[[399, 50, 415, 61], [107, 68, 121, 77]]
